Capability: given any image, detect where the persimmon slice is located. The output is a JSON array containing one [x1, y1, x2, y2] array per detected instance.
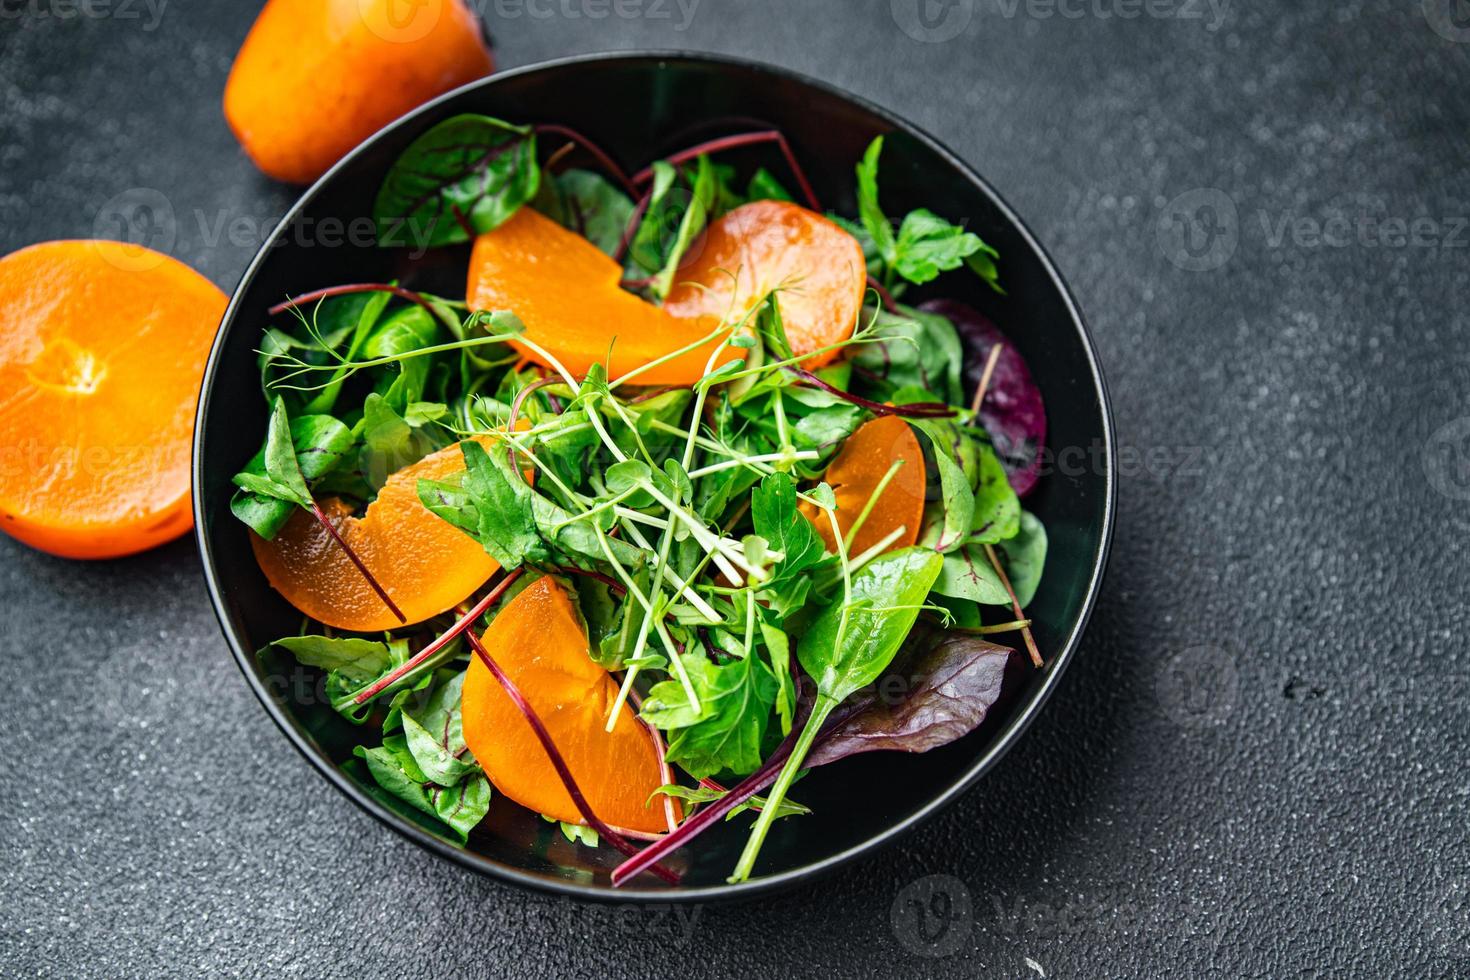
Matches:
[[251, 436, 499, 632], [224, 0, 493, 184], [800, 415, 927, 557], [461, 576, 672, 835], [664, 200, 867, 368], [467, 207, 737, 385], [0, 241, 227, 560]]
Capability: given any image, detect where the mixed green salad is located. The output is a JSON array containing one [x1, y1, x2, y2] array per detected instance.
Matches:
[[231, 115, 1049, 885]]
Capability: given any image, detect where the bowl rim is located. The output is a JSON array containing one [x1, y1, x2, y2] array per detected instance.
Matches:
[[193, 49, 1116, 904]]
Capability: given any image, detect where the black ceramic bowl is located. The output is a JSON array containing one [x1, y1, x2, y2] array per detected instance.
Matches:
[[195, 52, 1114, 902]]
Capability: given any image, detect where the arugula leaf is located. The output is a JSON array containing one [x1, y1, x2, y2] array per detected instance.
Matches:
[[355, 736, 491, 843], [996, 510, 1047, 607], [856, 136, 898, 267], [374, 114, 539, 249], [642, 650, 778, 780], [628, 161, 680, 274], [750, 473, 825, 619], [652, 783, 810, 821], [746, 167, 793, 203], [457, 440, 545, 568], [651, 154, 716, 301], [230, 410, 355, 540], [893, 209, 990, 286]]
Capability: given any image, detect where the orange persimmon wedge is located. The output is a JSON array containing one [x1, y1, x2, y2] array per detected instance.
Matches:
[[251, 436, 500, 632], [467, 207, 737, 385], [224, 0, 493, 184], [665, 200, 868, 368], [0, 241, 227, 560], [461, 576, 674, 835], [466, 200, 867, 384], [800, 415, 927, 557]]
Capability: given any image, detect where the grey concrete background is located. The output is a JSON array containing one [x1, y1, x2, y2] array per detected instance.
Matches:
[[2, 0, 1468, 975]]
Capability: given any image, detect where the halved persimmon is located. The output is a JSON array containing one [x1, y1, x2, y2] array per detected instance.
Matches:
[[251, 436, 500, 632], [467, 207, 738, 385], [0, 241, 226, 560], [461, 576, 675, 835], [665, 200, 867, 368], [800, 415, 927, 557]]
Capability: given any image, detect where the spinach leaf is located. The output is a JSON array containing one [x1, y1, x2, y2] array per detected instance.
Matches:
[[628, 161, 679, 274], [796, 547, 945, 703], [302, 289, 393, 416], [374, 114, 539, 249], [732, 547, 943, 882], [642, 651, 778, 780], [904, 416, 975, 555], [456, 439, 545, 568], [355, 736, 491, 843], [996, 510, 1047, 607]]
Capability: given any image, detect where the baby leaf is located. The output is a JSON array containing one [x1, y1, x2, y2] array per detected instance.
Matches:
[[652, 784, 809, 821], [855, 136, 898, 267], [355, 737, 491, 843], [272, 635, 433, 723], [230, 411, 355, 540], [996, 510, 1047, 607], [540, 169, 635, 256], [374, 114, 539, 249], [969, 443, 1021, 546], [850, 305, 965, 407], [797, 547, 945, 704], [933, 545, 1010, 606], [807, 632, 1015, 766], [642, 651, 778, 780], [399, 670, 477, 788], [458, 440, 546, 569]]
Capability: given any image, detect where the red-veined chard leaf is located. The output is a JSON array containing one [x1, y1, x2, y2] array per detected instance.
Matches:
[[374, 114, 539, 250]]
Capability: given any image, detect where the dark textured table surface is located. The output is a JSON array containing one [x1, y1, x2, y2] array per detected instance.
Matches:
[[3, 1, 1468, 975]]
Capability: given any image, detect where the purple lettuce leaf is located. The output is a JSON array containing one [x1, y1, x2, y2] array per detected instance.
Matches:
[[918, 299, 1047, 497]]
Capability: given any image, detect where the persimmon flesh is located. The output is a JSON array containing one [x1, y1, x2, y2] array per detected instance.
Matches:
[[465, 200, 866, 384], [461, 576, 674, 835], [224, 0, 494, 184], [800, 415, 927, 558], [467, 208, 737, 385], [251, 436, 500, 632], [665, 200, 868, 368], [0, 241, 226, 559]]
